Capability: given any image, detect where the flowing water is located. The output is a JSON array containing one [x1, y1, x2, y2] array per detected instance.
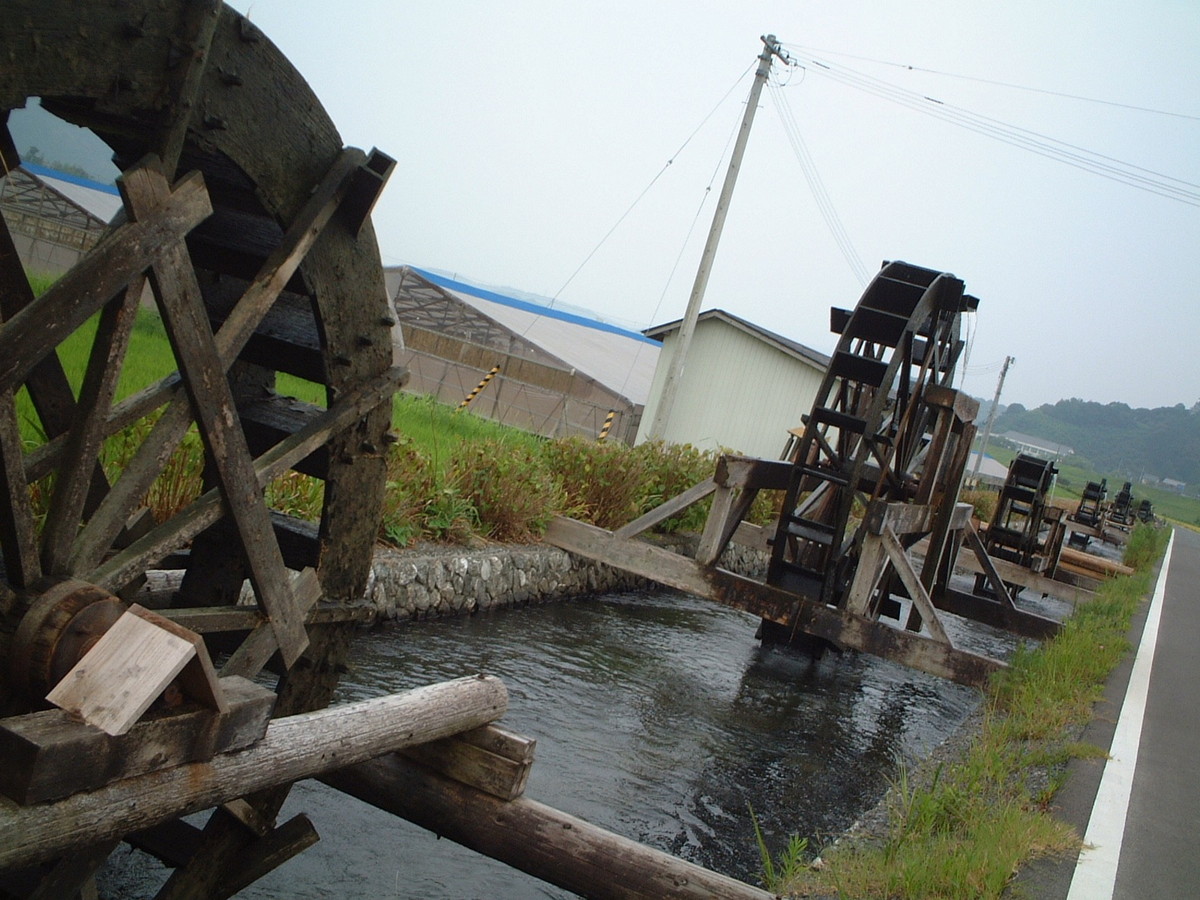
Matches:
[[100, 587, 1029, 899]]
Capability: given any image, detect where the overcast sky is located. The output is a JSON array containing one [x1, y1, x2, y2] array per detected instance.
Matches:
[[57, 2, 1200, 409]]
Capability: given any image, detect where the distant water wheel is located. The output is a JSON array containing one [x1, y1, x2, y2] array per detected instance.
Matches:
[[767, 261, 974, 616], [0, 0, 402, 891]]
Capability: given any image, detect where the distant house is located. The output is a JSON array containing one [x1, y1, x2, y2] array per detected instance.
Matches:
[[966, 452, 1009, 488], [636, 308, 830, 458], [995, 430, 1074, 460]]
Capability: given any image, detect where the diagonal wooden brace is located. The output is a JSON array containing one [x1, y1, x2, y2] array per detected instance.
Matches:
[[119, 163, 308, 668]]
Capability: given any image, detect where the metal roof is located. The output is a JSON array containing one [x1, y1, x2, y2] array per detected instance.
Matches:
[[645, 308, 830, 371], [389, 267, 660, 407], [19, 162, 122, 223]]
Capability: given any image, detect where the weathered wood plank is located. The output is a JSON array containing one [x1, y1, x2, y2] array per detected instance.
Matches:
[[159, 601, 371, 635], [934, 588, 1061, 640], [45, 604, 225, 736], [323, 753, 776, 900], [0, 676, 273, 805], [39, 287, 141, 576], [400, 731, 533, 801], [0, 675, 508, 870], [209, 813, 320, 900], [613, 478, 714, 541], [0, 390, 41, 588], [544, 516, 1004, 687]]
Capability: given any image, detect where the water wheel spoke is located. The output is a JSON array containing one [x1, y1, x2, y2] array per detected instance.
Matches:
[[0, 173, 211, 395], [71, 147, 369, 574], [40, 285, 142, 576], [0, 391, 41, 587]]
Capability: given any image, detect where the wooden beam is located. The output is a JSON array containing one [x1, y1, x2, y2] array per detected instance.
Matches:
[[0, 675, 509, 870], [613, 478, 714, 541], [934, 589, 1061, 641], [1, 676, 273, 806], [713, 455, 793, 491], [0, 170, 212, 394], [399, 723, 535, 801], [879, 526, 950, 644], [952, 549, 1095, 606], [323, 753, 776, 900], [545, 517, 1003, 687]]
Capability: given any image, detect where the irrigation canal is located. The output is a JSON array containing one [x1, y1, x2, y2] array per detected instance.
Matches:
[[99, 587, 1034, 898]]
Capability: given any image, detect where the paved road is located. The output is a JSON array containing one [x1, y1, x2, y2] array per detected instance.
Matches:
[[1014, 526, 1200, 899]]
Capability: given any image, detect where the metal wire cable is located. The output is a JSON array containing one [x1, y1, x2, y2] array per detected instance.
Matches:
[[777, 51, 1200, 206]]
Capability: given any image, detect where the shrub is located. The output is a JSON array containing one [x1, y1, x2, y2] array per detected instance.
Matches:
[[542, 437, 646, 530], [379, 439, 436, 547], [451, 439, 562, 542], [961, 489, 998, 524]]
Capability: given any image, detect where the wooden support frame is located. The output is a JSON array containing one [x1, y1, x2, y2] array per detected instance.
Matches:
[[545, 516, 1003, 687], [0, 675, 508, 870]]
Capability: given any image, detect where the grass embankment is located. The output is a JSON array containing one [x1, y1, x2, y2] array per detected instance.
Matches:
[[764, 523, 1171, 899]]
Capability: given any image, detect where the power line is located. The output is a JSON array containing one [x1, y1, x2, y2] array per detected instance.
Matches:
[[776, 51, 1200, 206], [767, 78, 870, 285], [785, 44, 1200, 123], [551, 61, 756, 302]]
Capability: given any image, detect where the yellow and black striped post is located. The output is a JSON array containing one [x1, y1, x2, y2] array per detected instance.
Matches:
[[597, 409, 616, 441], [457, 364, 501, 412]]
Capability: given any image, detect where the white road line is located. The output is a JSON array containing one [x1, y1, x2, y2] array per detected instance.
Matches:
[[1066, 530, 1176, 900]]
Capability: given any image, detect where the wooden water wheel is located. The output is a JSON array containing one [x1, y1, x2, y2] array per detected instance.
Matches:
[[768, 261, 973, 609], [0, 1, 406, 893]]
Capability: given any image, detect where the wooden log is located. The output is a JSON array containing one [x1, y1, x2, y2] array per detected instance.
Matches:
[[0, 676, 273, 805], [323, 753, 776, 900], [1059, 547, 1134, 578], [950, 547, 1095, 606], [0, 675, 507, 870]]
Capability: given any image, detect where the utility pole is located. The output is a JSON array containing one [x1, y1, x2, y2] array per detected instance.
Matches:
[[970, 355, 1014, 485], [645, 35, 785, 441]]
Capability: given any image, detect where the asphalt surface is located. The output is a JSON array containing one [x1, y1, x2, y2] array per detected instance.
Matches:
[[1012, 525, 1199, 900]]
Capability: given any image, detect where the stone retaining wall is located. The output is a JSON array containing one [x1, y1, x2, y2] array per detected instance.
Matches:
[[362, 536, 769, 623]]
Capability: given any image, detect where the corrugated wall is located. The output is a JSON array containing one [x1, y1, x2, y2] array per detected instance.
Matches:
[[638, 319, 825, 458]]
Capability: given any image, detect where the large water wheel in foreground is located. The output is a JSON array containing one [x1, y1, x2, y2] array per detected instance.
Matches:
[[0, 8, 788, 900], [0, 1, 412, 893]]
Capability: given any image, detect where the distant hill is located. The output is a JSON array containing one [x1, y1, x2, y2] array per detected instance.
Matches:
[[991, 399, 1200, 486]]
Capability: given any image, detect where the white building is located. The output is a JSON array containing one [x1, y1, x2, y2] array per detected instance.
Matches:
[[636, 308, 829, 458]]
